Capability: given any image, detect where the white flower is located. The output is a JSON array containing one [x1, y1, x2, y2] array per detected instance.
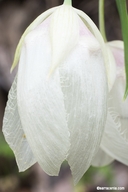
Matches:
[[2, 1, 110, 184], [92, 41, 128, 167]]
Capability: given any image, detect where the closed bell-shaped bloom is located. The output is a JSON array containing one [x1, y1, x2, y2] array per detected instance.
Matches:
[[92, 41, 128, 167], [2, 0, 112, 184]]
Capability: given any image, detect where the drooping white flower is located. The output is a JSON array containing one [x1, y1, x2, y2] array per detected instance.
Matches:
[[92, 41, 128, 167], [2, 1, 109, 184]]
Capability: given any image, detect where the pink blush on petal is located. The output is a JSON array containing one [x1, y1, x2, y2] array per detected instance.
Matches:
[[110, 46, 125, 79], [78, 17, 93, 37], [110, 47, 124, 68]]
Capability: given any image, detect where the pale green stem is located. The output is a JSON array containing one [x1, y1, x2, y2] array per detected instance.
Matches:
[[116, 0, 128, 98], [99, 0, 107, 42], [63, 0, 72, 5]]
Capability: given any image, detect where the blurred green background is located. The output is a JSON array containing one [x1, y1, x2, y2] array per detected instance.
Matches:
[[0, 0, 128, 191]]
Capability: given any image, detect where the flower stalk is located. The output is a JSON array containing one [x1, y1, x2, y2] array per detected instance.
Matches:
[[115, 0, 128, 99], [63, 0, 72, 5], [99, 0, 107, 42]]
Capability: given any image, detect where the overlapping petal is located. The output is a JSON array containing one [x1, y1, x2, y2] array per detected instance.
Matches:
[[97, 41, 128, 166], [92, 148, 114, 167], [17, 8, 108, 183], [49, 5, 79, 74], [2, 77, 36, 171], [11, 6, 58, 71], [101, 109, 128, 165], [75, 9, 116, 91], [58, 16, 107, 183], [3, 3, 109, 184], [17, 17, 70, 176]]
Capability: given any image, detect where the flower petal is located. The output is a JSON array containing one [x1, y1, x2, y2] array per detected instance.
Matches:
[[101, 109, 128, 165], [91, 148, 114, 167], [108, 41, 127, 145], [108, 40, 124, 50], [49, 5, 79, 75], [107, 41, 125, 78], [2, 77, 36, 171], [105, 45, 116, 91], [17, 18, 70, 176], [74, 8, 116, 91], [100, 41, 128, 166], [101, 77, 128, 165], [11, 6, 58, 71], [60, 35, 107, 184]]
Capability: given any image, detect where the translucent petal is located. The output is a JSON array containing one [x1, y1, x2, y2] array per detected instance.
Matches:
[[60, 36, 107, 184], [92, 148, 114, 167], [109, 79, 128, 132], [74, 8, 116, 91], [100, 41, 128, 166], [17, 18, 70, 176], [11, 6, 58, 71], [2, 77, 36, 171], [105, 45, 116, 91], [108, 40, 124, 50], [49, 5, 79, 74], [101, 110, 128, 165], [108, 42, 128, 142], [107, 41, 125, 78]]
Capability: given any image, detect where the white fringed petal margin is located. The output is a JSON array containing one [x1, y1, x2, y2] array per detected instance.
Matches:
[[17, 17, 70, 176], [100, 41, 128, 165], [60, 35, 108, 183], [101, 108, 128, 165], [91, 148, 114, 167], [2, 77, 36, 171]]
